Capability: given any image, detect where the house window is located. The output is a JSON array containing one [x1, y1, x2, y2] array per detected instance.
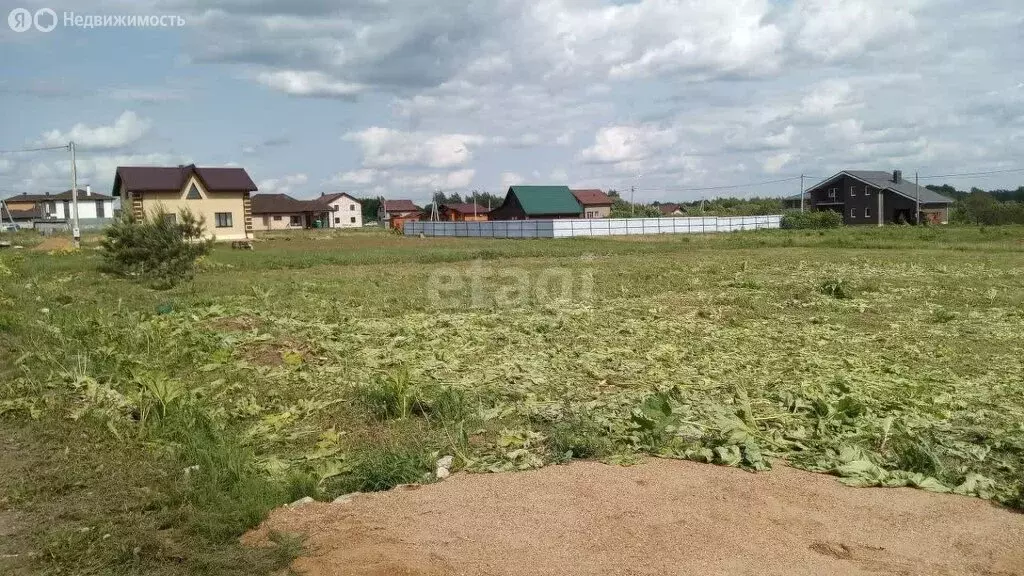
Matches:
[[865, 207, 872, 218], [334, 217, 340, 224], [350, 217, 356, 224], [850, 187, 856, 197], [186, 184, 202, 200], [96, 200, 105, 218], [350, 204, 355, 211], [865, 186, 871, 195], [273, 215, 282, 221], [215, 212, 233, 228], [163, 213, 177, 225], [289, 215, 302, 226], [850, 208, 856, 218], [828, 188, 837, 199]]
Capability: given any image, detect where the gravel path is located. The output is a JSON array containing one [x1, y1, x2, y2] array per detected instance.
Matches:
[[244, 459, 1024, 576]]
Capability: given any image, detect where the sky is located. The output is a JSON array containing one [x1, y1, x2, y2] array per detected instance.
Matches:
[[1, 0, 1023, 205]]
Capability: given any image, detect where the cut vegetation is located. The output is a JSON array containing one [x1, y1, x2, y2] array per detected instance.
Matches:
[[1, 226, 1024, 574]]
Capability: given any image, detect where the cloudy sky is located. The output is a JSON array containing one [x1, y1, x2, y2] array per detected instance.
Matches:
[[1, 0, 1023, 204]]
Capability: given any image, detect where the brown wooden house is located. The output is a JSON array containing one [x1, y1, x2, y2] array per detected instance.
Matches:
[[439, 203, 488, 222]]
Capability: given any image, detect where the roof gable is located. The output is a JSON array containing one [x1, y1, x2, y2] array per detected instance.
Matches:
[[383, 199, 420, 212], [113, 164, 257, 197], [809, 171, 954, 205], [441, 203, 488, 214], [572, 189, 613, 206], [506, 186, 581, 215]]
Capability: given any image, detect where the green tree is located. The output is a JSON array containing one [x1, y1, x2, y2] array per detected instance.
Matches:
[[100, 208, 213, 289]]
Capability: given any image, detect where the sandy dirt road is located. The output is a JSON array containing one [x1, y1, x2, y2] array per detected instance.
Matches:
[[245, 459, 1024, 576]]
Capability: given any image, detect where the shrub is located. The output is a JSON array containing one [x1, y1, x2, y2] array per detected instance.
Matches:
[[100, 208, 213, 289], [781, 210, 843, 229], [818, 278, 854, 299]]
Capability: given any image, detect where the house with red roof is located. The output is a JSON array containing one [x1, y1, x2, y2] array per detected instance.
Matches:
[[572, 189, 614, 219]]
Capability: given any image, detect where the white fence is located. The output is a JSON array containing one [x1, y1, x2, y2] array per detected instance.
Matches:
[[404, 215, 782, 239]]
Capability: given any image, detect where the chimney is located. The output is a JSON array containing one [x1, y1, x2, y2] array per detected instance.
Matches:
[[893, 170, 903, 183], [86, 185, 92, 196]]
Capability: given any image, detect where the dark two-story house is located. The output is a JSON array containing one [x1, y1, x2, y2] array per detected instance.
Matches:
[[800, 170, 953, 225]]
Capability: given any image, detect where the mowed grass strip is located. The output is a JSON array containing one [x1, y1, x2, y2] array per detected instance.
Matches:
[[0, 225, 1023, 575]]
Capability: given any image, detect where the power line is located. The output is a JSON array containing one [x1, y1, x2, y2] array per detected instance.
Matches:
[[0, 144, 70, 155], [916, 167, 1024, 180]]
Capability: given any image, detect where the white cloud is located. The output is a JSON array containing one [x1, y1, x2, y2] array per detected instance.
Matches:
[[344, 128, 485, 169], [0, 159, 12, 175], [107, 87, 187, 103], [390, 169, 476, 190], [257, 173, 309, 195], [578, 125, 677, 164], [500, 172, 525, 188], [256, 71, 364, 98], [791, 0, 923, 62], [760, 152, 794, 174], [40, 111, 151, 150]]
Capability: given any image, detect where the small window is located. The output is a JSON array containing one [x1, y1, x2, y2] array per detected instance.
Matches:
[[865, 186, 871, 194], [350, 217, 356, 223], [186, 184, 202, 200], [215, 212, 233, 228], [350, 204, 355, 211], [828, 188, 837, 199], [334, 217, 340, 224], [332, 205, 339, 211], [865, 207, 872, 218], [273, 215, 282, 221], [163, 213, 177, 225], [289, 215, 302, 226], [850, 208, 856, 218], [850, 187, 856, 197]]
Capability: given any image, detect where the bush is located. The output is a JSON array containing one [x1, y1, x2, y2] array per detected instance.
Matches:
[[100, 209, 213, 289], [781, 210, 843, 229]]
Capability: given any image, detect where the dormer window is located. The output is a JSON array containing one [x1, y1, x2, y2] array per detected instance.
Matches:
[[186, 184, 201, 200]]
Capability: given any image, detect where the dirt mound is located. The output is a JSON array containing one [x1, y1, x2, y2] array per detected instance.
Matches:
[[244, 459, 1024, 576], [30, 236, 73, 252]]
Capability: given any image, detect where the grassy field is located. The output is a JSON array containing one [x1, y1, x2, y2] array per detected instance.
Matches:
[[2, 225, 1024, 575]]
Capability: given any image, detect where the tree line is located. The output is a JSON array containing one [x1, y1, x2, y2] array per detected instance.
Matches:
[[926, 184, 1024, 225]]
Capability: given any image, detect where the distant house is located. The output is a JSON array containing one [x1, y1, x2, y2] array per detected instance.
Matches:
[[379, 200, 422, 230], [805, 170, 953, 225], [489, 186, 583, 220], [439, 203, 488, 222], [114, 164, 257, 240], [657, 203, 685, 217], [251, 194, 331, 230], [0, 203, 40, 229], [572, 189, 614, 219], [2, 186, 116, 229], [319, 193, 363, 228]]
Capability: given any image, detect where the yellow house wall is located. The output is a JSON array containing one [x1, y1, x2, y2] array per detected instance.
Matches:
[[137, 176, 249, 240], [582, 206, 612, 219]]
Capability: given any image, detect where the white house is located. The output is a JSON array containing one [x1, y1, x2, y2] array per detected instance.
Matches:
[[319, 193, 362, 228], [2, 185, 116, 227]]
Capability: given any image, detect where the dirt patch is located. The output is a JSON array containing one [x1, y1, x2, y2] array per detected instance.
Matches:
[[208, 315, 263, 333], [245, 459, 1024, 576], [241, 341, 310, 367], [30, 236, 74, 252]]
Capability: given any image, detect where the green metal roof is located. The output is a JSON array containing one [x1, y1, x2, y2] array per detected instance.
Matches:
[[507, 186, 582, 215]]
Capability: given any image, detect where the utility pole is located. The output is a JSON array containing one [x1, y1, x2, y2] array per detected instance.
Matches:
[[69, 141, 80, 248], [630, 185, 635, 217], [915, 171, 921, 225], [800, 174, 805, 213]]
